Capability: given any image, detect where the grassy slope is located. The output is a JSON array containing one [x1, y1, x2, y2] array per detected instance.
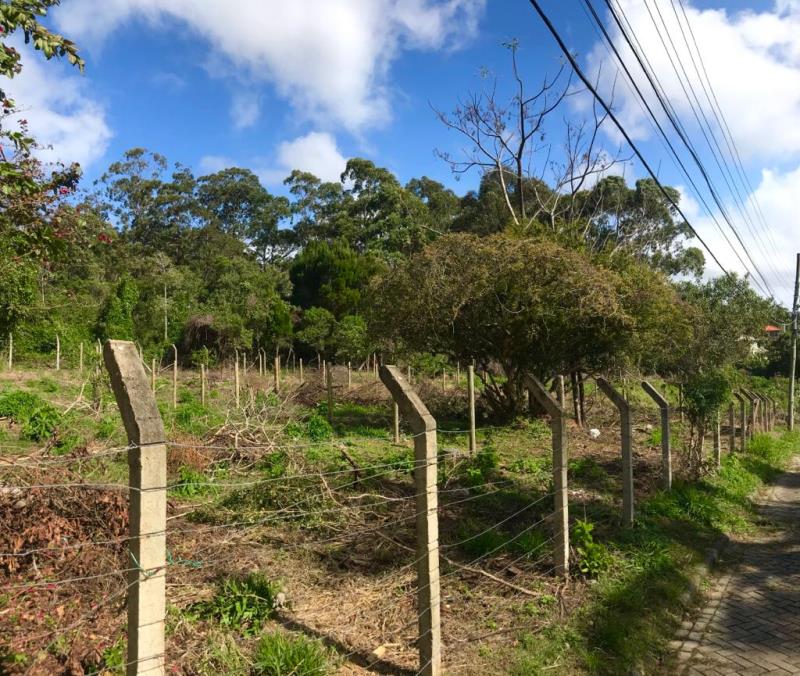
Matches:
[[511, 430, 799, 675]]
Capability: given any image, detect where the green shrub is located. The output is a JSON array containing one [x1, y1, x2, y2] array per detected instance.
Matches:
[[572, 519, 611, 577], [0, 391, 49, 421], [307, 413, 333, 442], [52, 432, 82, 456], [170, 466, 213, 498], [190, 573, 281, 635], [173, 400, 222, 437], [463, 445, 498, 486], [252, 633, 332, 676], [95, 415, 117, 440], [19, 405, 61, 441]]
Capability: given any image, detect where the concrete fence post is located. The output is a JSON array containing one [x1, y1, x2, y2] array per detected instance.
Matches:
[[55, 334, 61, 371], [79, 341, 84, 373], [467, 365, 477, 454], [642, 381, 671, 491], [393, 402, 400, 444], [6, 333, 11, 370], [523, 374, 569, 579], [299, 358, 304, 385], [556, 375, 565, 409], [171, 344, 178, 409], [274, 355, 281, 393], [326, 364, 334, 425], [728, 404, 735, 454], [379, 365, 441, 676], [597, 378, 634, 526], [743, 390, 758, 439], [713, 411, 721, 468], [103, 340, 166, 676], [733, 392, 747, 451], [200, 363, 206, 405]]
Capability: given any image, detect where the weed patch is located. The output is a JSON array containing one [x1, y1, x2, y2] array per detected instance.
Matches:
[[252, 632, 332, 676]]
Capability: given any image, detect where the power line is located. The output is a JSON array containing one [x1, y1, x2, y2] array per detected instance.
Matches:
[[672, 0, 782, 258], [525, 0, 732, 277], [594, 0, 774, 297], [578, 0, 761, 290], [642, 0, 783, 292]]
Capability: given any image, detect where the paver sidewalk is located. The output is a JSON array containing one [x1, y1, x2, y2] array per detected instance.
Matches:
[[673, 457, 800, 675]]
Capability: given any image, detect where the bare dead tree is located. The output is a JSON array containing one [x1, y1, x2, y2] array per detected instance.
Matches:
[[434, 40, 571, 226], [435, 42, 630, 237]]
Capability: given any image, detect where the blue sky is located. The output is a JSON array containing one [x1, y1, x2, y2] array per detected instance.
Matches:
[[7, 0, 800, 304]]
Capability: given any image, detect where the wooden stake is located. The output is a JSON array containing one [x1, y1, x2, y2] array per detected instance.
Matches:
[[151, 358, 156, 394], [347, 361, 352, 390], [79, 341, 84, 373], [171, 344, 178, 409], [200, 364, 206, 405], [393, 402, 400, 443], [55, 334, 60, 371], [299, 358, 304, 384], [326, 364, 334, 424], [274, 355, 280, 393], [234, 353, 240, 409], [467, 365, 477, 454]]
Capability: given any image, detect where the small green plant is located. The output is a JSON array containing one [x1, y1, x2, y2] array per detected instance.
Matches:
[[572, 519, 611, 577], [170, 465, 213, 498], [190, 573, 281, 635], [86, 636, 125, 674], [95, 415, 117, 440], [252, 632, 332, 675], [20, 406, 61, 441], [463, 444, 498, 486], [52, 432, 82, 456], [306, 412, 333, 442], [173, 400, 222, 437], [283, 421, 305, 439]]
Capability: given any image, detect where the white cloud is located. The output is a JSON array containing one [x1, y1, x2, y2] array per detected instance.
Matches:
[[198, 154, 236, 174], [230, 90, 261, 130], [199, 132, 348, 186], [259, 131, 348, 185], [3, 41, 112, 169], [586, 0, 800, 162], [681, 167, 800, 307], [54, 0, 485, 133]]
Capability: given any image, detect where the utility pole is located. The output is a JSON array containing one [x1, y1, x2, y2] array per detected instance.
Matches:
[[789, 253, 800, 430]]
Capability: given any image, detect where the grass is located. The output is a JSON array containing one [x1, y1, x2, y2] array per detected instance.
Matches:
[[188, 573, 282, 635], [252, 632, 333, 676], [514, 430, 800, 674]]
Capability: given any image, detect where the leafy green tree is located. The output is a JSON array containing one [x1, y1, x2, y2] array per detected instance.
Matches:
[[1, 1, 84, 197], [97, 277, 139, 341], [290, 239, 381, 318], [372, 233, 632, 418], [332, 315, 369, 363], [295, 307, 336, 358]]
